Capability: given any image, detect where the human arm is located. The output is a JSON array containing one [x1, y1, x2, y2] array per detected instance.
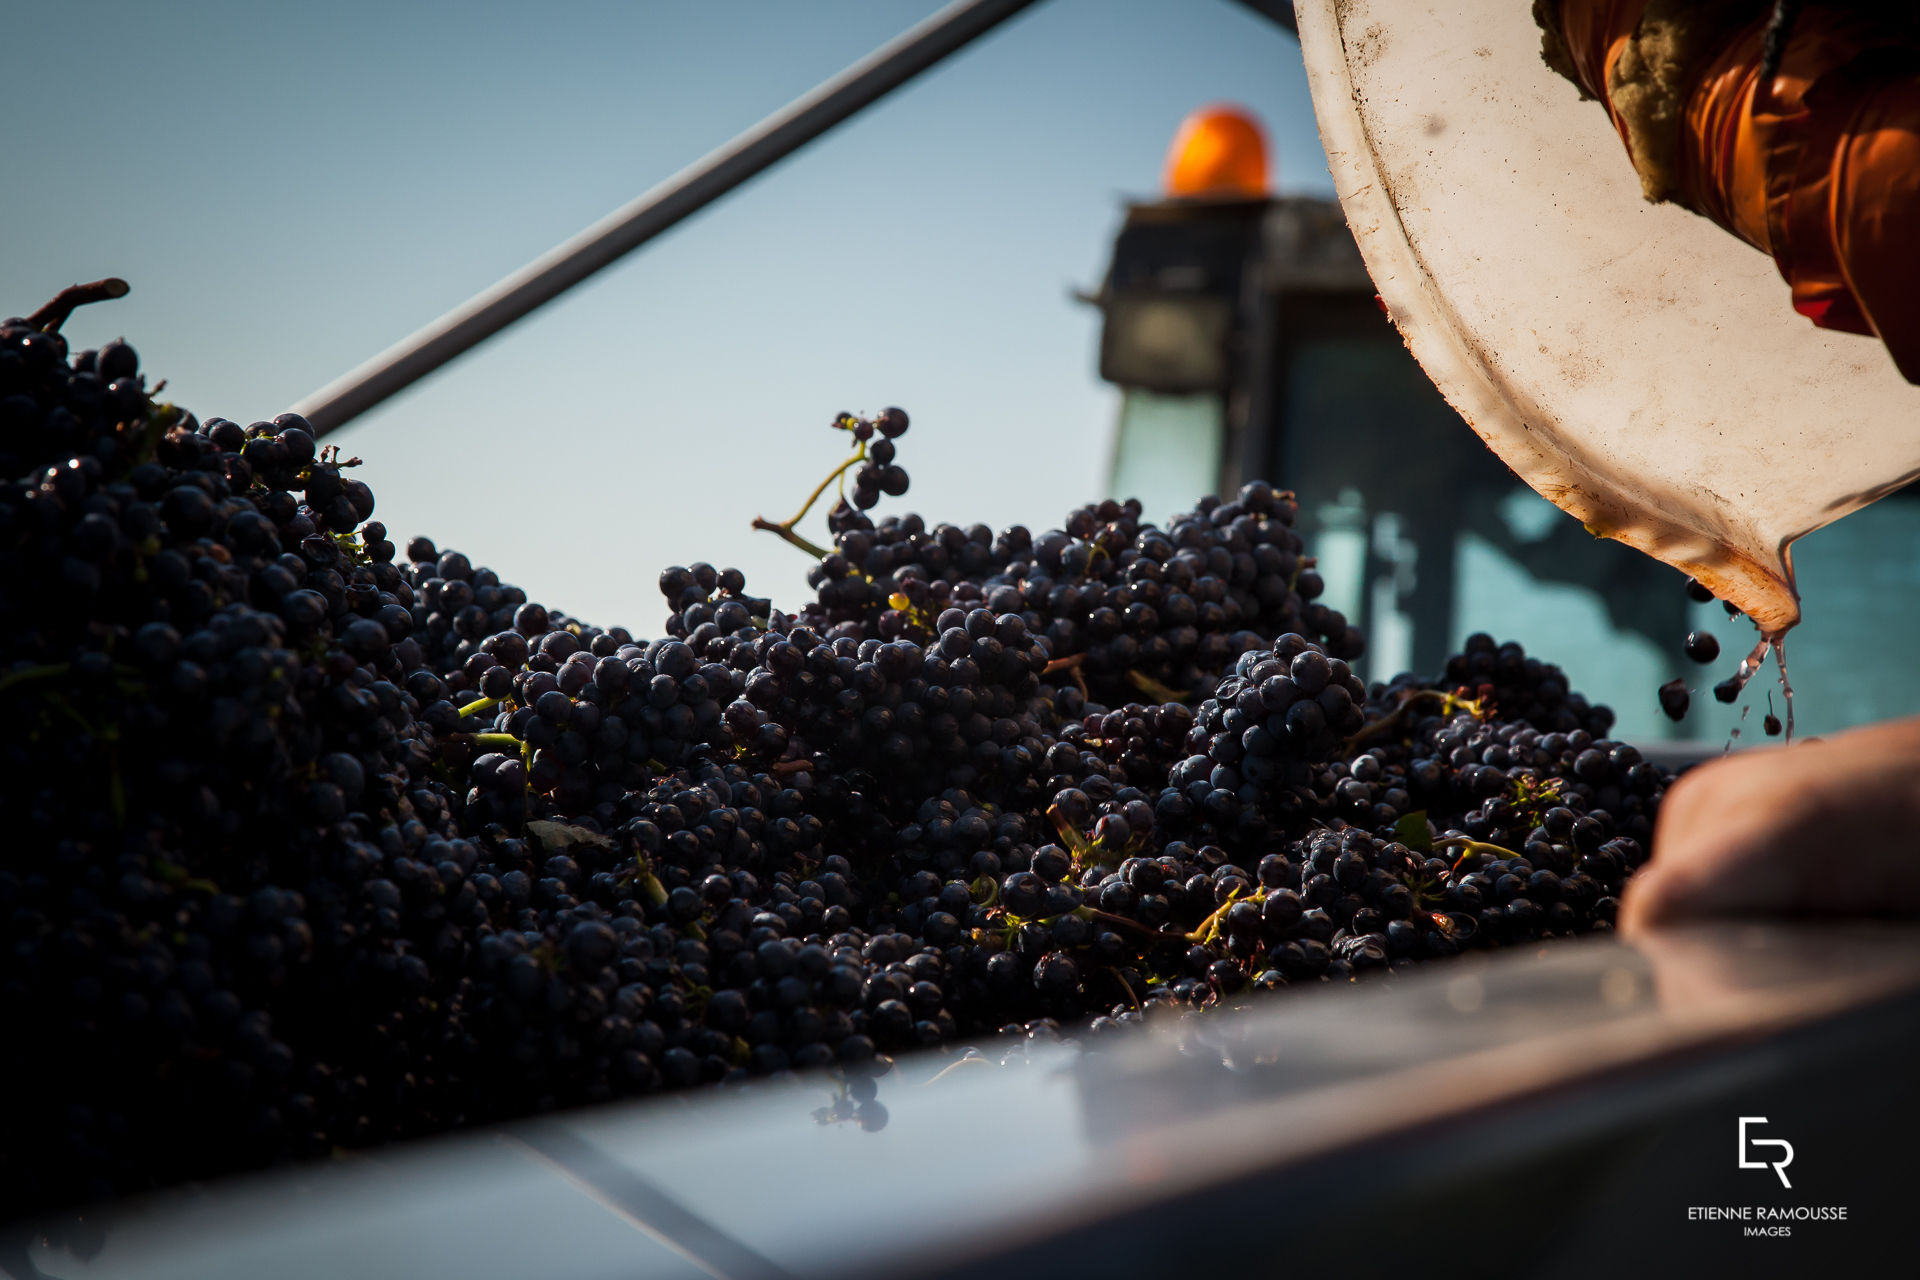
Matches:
[[1620, 715, 1920, 932]]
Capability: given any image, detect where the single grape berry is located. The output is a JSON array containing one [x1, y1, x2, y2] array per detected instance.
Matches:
[[1683, 631, 1720, 663], [1713, 676, 1742, 703], [1657, 677, 1689, 721], [1684, 576, 1714, 603], [1763, 713, 1783, 736]]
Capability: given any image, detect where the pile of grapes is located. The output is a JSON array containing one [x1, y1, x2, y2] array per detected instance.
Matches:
[[0, 293, 1666, 1216]]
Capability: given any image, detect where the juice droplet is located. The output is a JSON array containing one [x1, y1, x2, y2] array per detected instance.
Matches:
[[1770, 633, 1796, 744], [1718, 636, 1774, 750], [1733, 636, 1772, 691]]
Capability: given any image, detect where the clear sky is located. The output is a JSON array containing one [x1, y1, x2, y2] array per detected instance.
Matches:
[[2, 0, 1326, 634]]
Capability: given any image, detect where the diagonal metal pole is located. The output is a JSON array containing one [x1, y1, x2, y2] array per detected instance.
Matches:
[[1227, 0, 1298, 35], [293, 0, 1045, 437]]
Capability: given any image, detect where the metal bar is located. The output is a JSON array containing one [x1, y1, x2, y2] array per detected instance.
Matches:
[[505, 1123, 794, 1280], [1228, 0, 1299, 36], [293, 0, 1044, 437]]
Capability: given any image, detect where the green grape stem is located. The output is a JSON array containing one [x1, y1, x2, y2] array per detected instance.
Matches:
[[1047, 803, 1093, 863], [0, 663, 71, 697], [751, 439, 868, 561], [1186, 885, 1266, 945], [1124, 669, 1190, 704], [1433, 836, 1522, 874], [1346, 687, 1489, 755], [633, 864, 669, 909]]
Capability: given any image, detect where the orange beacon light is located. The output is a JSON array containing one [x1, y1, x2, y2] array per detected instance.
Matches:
[[1162, 105, 1271, 199]]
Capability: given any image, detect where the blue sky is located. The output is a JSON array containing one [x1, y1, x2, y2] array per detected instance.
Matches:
[[3, 0, 1326, 632]]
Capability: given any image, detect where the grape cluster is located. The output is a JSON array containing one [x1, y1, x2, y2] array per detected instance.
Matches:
[[800, 480, 1364, 709], [1, 298, 1673, 1219], [0, 317, 481, 1207]]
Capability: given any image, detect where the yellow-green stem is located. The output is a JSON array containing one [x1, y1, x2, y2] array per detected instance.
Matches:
[[1433, 836, 1522, 873], [751, 441, 867, 560], [0, 663, 69, 696]]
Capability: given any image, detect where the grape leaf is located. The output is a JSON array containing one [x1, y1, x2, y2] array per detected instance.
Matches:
[[526, 819, 614, 852], [1394, 810, 1433, 853]]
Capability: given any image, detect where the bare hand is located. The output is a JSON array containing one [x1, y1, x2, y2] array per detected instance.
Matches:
[[1620, 716, 1920, 934]]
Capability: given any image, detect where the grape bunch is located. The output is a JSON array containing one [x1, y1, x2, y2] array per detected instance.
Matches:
[[797, 479, 1365, 710], [1, 289, 1673, 1220]]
